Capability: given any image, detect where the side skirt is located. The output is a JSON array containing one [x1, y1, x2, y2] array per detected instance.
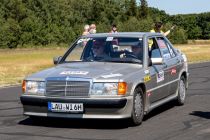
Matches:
[[146, 93, 178, 114]]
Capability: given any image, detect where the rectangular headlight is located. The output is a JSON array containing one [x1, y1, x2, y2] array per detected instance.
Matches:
[[25, 81, 45, 95], [90, 83, 118, 96], [90, 82, 127, 96]]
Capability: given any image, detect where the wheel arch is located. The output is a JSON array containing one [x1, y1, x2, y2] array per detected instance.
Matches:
[[133, 83, 147, 110], [180, 71, 188, 89], [130, 83, 146, 125]]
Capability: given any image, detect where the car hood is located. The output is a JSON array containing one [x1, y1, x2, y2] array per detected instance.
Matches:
[[26, 62, 142, 81]]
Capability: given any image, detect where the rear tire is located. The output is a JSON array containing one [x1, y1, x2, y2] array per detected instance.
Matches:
[[177, 76, 186, 105], [130, 88, 144, 126]]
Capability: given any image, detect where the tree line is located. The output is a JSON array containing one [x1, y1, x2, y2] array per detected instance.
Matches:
[[0, 0, 209, 48]]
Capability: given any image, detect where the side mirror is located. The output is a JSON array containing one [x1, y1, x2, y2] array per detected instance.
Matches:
[[53, 56, 62, 65], [151, 58, 163, 65]]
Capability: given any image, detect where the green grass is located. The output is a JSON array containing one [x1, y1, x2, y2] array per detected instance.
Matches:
[[0, 42, 210, 86], [0, 47, 67, 86]]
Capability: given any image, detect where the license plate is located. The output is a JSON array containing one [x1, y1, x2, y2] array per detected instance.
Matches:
[[48, 102, 83, 113]]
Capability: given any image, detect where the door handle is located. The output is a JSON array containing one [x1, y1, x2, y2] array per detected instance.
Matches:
[[163, 63, 167, 68], [176, 58, 181, 63]]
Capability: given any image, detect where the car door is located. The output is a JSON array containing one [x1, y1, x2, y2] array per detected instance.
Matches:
[[156, 37, 181, 97], [163, 38, 183, 95], [147, 37, 170, 103]]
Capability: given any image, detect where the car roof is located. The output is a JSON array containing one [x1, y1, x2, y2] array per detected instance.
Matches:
[[82, 32, 163, 38]]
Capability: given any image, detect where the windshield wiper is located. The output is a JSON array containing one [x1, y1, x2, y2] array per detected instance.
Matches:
[[82, 57, 142, 64], [105, 58, 142, 64]]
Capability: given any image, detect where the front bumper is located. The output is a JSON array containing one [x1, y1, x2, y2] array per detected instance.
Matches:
[[20, 95, 133, 119]]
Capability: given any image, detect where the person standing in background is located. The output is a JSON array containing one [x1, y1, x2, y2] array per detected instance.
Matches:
[[110, 24, 118, 33], [150, 22, 175, 36], [82, 24, 90, 35], [89, 24, 97, 34]]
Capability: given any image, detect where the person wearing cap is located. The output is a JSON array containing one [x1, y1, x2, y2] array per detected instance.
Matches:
[[150, 22, 175, 36]]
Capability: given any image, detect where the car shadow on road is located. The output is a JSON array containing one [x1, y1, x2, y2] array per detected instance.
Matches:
[[190, 111, 210, 119], [143, 100, 177, 121], [18, 117, 132, 129]]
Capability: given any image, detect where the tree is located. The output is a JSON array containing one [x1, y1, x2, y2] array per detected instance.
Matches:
[[126, 0, 137, 17], [0, 18, 21, 48], [139, 0, 148, 19], [0, 0, 209, 48], [196, 13, 210, 39], [169, 28, 187, 44]]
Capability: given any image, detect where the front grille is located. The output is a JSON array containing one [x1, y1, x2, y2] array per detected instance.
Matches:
[[46, 80, 90, 97]]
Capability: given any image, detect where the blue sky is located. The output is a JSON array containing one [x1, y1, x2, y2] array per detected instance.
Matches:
[[141, 0, 210, 15]]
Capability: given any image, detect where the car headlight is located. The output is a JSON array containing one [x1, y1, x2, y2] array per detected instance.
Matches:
[[22, 80, 45, 95], [90, 82, 127, 96]]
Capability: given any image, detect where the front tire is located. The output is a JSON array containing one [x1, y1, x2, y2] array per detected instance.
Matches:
[[177, 76, 186, 105], [131, 88, 144, 126]]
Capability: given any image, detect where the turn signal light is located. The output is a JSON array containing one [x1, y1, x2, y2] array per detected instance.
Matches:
[[118, 82, 127, 95], [22, 80, 26, 93]]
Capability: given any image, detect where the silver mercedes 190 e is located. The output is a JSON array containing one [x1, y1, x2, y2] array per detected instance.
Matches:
[[20, 32, 189, 125]]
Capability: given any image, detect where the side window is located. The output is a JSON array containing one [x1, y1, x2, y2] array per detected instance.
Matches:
[[148, 37, 162, 58], [156, 37, 172, 60], [166, 42, 176, 57]]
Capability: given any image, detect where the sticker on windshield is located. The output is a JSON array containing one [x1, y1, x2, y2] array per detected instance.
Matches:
[[101, 73, 122, 78], [106, 37, 114, 41], [60, 71, 89, 75], [157, 70, 164, 83], [77, 38, 90, 44]]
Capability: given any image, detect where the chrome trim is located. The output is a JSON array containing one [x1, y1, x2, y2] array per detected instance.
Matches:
[[147, 78, 179, 92], [24, 112, 47, 117], [92, 79, 123, 83], [46, 77, 92, 97], [24, 112, 130, 119], [149, 94, 177, 111]]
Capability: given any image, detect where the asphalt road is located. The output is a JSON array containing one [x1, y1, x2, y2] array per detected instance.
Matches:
[[1, 62, 210, 140]]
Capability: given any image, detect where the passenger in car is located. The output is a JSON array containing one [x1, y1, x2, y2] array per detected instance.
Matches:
[[131, 43, 143, 60], [150, 22, 175, 36]]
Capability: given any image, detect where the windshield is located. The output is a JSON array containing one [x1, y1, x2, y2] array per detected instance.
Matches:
[[63, 37, 143, 64]]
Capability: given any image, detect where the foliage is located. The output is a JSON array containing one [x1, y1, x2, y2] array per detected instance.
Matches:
[[139, 0, 148, 19], [0, 0, 209, 48], [169, 28, 188, 44]]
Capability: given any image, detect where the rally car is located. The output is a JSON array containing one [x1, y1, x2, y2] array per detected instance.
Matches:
[[20, 32, 189, 125]]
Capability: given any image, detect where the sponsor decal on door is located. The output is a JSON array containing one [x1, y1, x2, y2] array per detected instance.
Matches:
[[157, 70, 164, 83]]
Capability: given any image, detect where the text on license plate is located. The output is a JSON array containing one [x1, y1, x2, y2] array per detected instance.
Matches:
[[48, 102, 83, 112]]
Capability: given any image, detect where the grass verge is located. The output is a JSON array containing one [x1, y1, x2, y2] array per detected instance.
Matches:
[[0, 47, 67, 86], [175, 44, 210, 63]]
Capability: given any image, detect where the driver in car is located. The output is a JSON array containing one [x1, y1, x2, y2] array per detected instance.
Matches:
[[92, 39, 110, 59]]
